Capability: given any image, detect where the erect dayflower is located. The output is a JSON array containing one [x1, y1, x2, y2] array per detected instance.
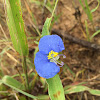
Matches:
[[34, 35, 65, 79]]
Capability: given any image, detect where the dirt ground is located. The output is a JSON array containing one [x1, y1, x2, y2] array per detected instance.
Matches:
[[0, 0, 100, 100]]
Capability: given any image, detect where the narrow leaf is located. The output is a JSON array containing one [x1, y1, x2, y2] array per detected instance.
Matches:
[[64, 85, 100, 96], [0, 75, 49, 99], [42, 17, 52, 37], [79, 0, 86, 12], [79, 0, 93, 22], [46, 74, 65, 100], [91, 0, 100, 13], [1, 75, 25, 90], [90, 30, 100, 40], [5, 0, 28, 56], [84, 0, 93, 22]]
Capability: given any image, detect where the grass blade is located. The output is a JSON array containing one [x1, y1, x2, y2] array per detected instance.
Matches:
[[64, 85, 100, 96], [79, 0, 93, 22], [84, 0, 93, 22], [0, 75, 49, 99], [0, 75, 25, 90], [91, 0, 100, 13], [90, 30, 100, 41], [79, 0, 86, 12]]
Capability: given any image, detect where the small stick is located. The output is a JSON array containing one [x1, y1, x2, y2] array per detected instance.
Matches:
[[51, 28, 100, 51], [27, 25, 100, 51]]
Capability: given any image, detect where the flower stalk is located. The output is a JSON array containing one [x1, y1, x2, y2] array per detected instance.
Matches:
[[22, 56, 30, 91]]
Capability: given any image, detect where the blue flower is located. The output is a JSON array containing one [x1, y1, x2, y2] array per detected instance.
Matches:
[[34, 35, 65, 79]]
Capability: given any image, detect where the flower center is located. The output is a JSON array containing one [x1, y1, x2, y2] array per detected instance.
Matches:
[[47, 50, 58, 59], [47, 50, 66, 67]]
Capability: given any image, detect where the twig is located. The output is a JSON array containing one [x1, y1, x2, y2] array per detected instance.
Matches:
[[0, 24, 8, 39], [51, 28, 100, 51], [87, 74, 100, 82], [24, 0, 41, 36], [27, 25, 100, 51]]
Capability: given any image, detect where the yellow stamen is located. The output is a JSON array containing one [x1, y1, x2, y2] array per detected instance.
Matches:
[[47, 50, 58, 59]]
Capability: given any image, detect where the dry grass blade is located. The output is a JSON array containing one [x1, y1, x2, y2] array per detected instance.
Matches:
[[5, 51, 20, 64]]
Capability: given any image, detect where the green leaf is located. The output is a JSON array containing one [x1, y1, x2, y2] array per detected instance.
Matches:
[[34, 47, 39, 58], [0, 75, 25, 90], [79, 0, 93, 22], [42, 17, 52, 37], [64, 82, 86, 91], [89, 89, 100, 96], [5, 0, 28, 56], [84, 0, 93, 22], [46, 74, 65, 100], [0, 75, 49, 99], [90, 30, 100, 40], [79, 0, 86, 12], [91, 0, 100, 13], [64, 85, 100, 96]]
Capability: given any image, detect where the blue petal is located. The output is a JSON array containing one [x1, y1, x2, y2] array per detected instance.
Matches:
[[39, 35, 65, 54], [34, 52, 60, 79], [34, 52, 49, 64]]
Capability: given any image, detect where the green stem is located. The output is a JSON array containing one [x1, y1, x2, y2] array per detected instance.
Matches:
[[22, 56, 30, 91], [51, 0, 59, 21], [22, 56, 30, 100], [30, 72, 38, 90], [48, 0, 59, 32]]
